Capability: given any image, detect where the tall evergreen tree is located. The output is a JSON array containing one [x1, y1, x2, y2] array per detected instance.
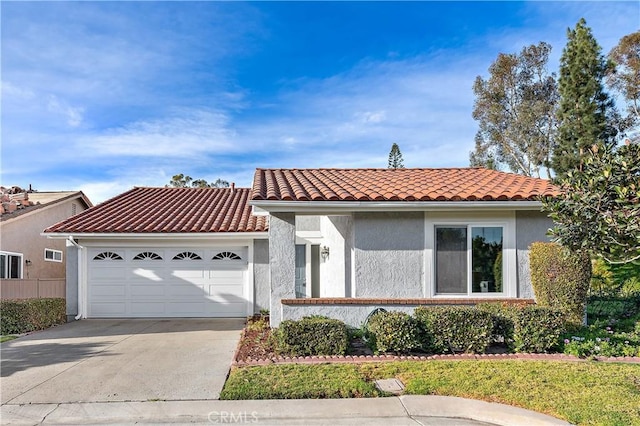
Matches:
[[387, 143, 405, 168], [552, 18, 617, 179]]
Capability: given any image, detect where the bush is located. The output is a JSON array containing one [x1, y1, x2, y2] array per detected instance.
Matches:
[[529, 242, 591, 325], [0, 298, 66, 335], [591, 258, 640, 297], [414, 306, 493, 354], [513, 306, 566, 353], [587, 297, 640, 320], [274, 316, 349, 356], [476, 302, 521, 350], [562, 312, 640, 358], [365, 311, 423, 354]]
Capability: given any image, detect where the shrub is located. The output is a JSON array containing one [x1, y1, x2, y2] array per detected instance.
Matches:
[[529, 242, 591, 325], [562, 314, 640, 358], [476, 302, 521, 349], [365, 311, 423, 354], [274, 316, 348, 356], [587, 297, 639, 321], [0, 298, 66, 335], [414, 306, 493, 354], [512, 306, 566, 353]]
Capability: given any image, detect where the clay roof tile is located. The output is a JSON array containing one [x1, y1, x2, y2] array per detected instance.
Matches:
[[45, 187, 268, 234], [250, 168, 558, 202]]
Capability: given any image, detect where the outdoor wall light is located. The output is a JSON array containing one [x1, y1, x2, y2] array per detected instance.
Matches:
[[25, 259, 32, 266], [320, 245, 330, 261]]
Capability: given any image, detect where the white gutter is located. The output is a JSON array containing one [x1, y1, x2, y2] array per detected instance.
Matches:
[[66, 237, 85, 320], [250, 200, 544, 214], [44, 231, 269, 240]]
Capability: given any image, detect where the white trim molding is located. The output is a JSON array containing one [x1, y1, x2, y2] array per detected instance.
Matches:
[[424, 210, 517, 299]]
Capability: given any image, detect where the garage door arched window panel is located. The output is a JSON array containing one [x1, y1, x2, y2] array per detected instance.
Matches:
[[172, 251, 202, 260], [133, 251, 163, 261], [93, 251, 124, 261], [212, 251, 242, 261]]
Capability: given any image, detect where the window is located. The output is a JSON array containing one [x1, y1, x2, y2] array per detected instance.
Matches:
[[435, 225, 504, 295], [45, 248, 63, 262], [93, 251, 124, 261], [0, 251, 23, 279], [133, 252, 163, 260], [172, 251, 202, 260], [212, 251, 241, 260]]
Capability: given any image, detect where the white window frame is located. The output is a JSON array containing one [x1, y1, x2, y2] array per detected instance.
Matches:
[[45, 248, 63, 263], [425, 211, 516, 298], [0, 251, 24, 279]]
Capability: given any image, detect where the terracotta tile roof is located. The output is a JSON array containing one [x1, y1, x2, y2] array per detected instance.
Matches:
[[45, 187, 268, 234], [251, 168, 559, 202]]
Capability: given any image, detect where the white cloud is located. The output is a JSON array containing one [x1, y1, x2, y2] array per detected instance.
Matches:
[[47, 95, 84, 127], [84, 109, 237, 157]]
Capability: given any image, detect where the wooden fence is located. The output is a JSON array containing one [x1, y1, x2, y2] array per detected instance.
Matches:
[[0, 279, 65, 299]]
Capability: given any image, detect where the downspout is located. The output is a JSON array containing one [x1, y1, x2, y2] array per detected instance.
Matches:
[[67, 237, 84, 320]]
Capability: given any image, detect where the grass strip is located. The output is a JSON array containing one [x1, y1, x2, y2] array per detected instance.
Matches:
[[221, 360, 640, 425]]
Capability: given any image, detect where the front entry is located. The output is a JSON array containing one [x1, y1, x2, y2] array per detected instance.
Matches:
[[295, 244, 306, 297]]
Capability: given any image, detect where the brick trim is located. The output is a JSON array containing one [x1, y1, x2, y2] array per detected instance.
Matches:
[[233, 352, 640, 367], [281, 298, 535, 306]]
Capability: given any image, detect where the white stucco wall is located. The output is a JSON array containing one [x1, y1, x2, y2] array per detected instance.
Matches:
[[269, 213, 297, 326], [253, 239, 270, 313], [319, 215, 352, 297], [353, 212, 425, 298]]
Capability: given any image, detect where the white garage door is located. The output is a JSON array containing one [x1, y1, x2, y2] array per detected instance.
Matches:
[[87, 247, 248, 318]]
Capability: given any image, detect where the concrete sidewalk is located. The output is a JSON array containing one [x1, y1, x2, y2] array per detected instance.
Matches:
[[1, 396, 570, 425]]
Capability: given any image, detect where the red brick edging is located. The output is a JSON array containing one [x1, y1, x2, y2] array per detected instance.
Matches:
[[281, 298, 535, 306], [233, 352, 640, 367]]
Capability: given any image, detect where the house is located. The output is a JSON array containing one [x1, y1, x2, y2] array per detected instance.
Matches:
[[1, 187, 92, 299], [45, 168, 558, 326]]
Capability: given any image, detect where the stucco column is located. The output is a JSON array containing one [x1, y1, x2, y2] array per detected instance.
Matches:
[[65, 241, 79, 321], [269, 213, 296, 327]]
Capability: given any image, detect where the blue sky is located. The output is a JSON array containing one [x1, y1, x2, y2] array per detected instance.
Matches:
[[2, 1, 638, 203]]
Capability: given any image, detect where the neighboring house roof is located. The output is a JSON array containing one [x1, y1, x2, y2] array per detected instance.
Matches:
[[44, 186, 268, 234], [251, 168, 559, 202], [1, 190, 93, 222]]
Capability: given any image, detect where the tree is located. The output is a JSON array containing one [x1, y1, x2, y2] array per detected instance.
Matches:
[[167, 174, 193, 188], [552, 18, 617, 180], [542, 141, 640, 265], [166, 174, 229, 188], [471, 42, 558, 178], [388, 143, 405, 169], [607, 30, 640, 142], [210, 178, 230, 188]]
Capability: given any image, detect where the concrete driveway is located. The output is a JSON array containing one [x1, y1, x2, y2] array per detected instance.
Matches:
[[0, 319, 244, 405]]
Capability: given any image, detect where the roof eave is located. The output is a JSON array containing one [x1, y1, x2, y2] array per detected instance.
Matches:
[[43, 231, 269, 240], [250, 200, 546, 215]]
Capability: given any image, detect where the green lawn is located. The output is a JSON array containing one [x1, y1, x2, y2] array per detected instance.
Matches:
[[0, 335, 17, 343], [221, 360, 640, 426]]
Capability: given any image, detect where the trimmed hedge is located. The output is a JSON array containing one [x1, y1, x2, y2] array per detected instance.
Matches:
[[477, 303, 567, 353], [414, 306, 493, 354], [587, 296, 640, 320], [275, 316, 349, 356], [0, 298, 66, 335], [365, 311, 423, 354], [513, 306, 566, 353], [529, 242, 591, 325], [477, 302, 519, 350]]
